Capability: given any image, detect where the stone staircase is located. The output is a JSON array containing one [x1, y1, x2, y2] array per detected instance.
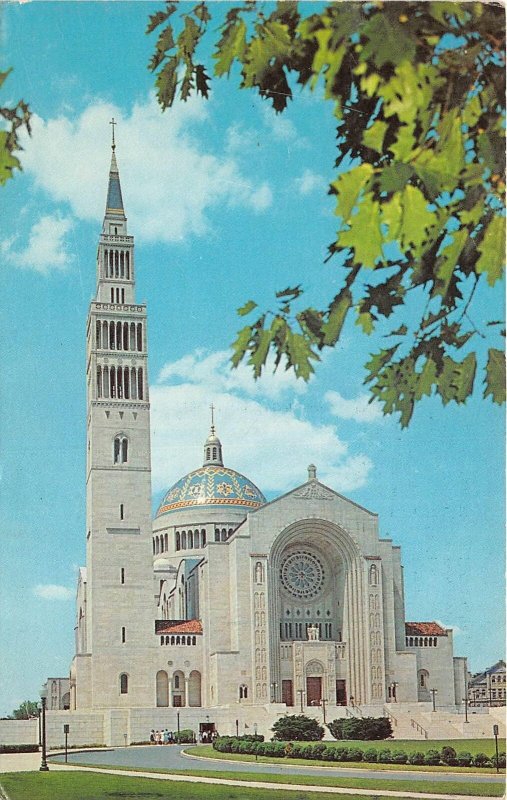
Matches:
[[383, 704, 506, 741]]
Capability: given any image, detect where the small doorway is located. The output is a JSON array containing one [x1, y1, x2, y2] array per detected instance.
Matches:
[[336, 679, 347, 705], [282, 679, 293, 706], [306, 676, 322, 706], [199, 721, 216, 743]]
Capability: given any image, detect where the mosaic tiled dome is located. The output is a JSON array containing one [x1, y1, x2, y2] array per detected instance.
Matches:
[[155, 465, 266, 517]]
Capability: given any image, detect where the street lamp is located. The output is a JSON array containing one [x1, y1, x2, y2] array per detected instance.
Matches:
[[176, 711, 180, 735], [462, 696, 469, 723], [319, 697, 328, 725], [430, 688, 438, 712], [39, 685, 49, 771]]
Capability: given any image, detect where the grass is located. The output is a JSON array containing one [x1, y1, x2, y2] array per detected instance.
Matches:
[[0, 771, 455, 800], [65, 763, 506, 797], [193, 743, 504, 774]]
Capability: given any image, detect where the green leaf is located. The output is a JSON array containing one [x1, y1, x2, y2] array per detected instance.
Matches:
[[146, 5, 177, 35], [243, 20, 292, 87], [237, 300, 258, 317], [362, 120, 387, 153], [338, 194, 382, 268], [398, 185, 437, 256], [360, 13, 416, 68], [356, 311, 375, 335], [437, 353, 477, 405], [414, 357, 437, 400], [434, 228, 468, 297], [155, 56, 178, 109], [484, 349, 506, 405], [231, 325, 252, 367], [378, 162, 414, 194], [285, 330, 319, 380], [248, 327, 273, 378], [214, 20, 247, 76], [0, 131, 21, 185], [321, 288, 352, 346], [194, 2, 211, 23], [476, 215, 505, 287], [330, 164, 373, 224]]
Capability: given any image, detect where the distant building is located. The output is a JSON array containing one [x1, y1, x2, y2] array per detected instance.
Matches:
[[468, 660, 506, 707], [44, 678, 70, 710]]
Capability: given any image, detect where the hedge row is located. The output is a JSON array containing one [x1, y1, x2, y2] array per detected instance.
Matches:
[[0, 744, 39, 753], [212, 738, 506, 768]]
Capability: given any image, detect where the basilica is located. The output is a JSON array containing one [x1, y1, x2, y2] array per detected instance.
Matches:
[[64, 140, 467, 745]]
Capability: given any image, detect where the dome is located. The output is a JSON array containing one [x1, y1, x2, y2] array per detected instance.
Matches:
[[156, 464, 266, 517]]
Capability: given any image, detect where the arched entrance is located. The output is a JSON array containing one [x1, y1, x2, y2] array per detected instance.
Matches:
[[156, 670, 169, 707], [188, 670, 202, 707], [306, 659, 324, 706]]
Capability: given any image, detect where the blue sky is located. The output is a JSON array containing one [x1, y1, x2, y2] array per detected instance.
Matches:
[[0, 2, 504, 716]]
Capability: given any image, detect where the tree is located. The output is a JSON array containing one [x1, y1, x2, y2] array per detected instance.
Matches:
[[271, 713, 324, 741], [328, 715, 392, 740], [146, 1, 505, 426], [0, 70, 32, 186], [11, 700, 39, 720]]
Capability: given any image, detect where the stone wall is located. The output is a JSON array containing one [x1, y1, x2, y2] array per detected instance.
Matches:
[[0, 719, 38, 745]]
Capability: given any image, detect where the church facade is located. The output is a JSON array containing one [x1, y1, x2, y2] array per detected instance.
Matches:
[[67, 142, 467, 740]]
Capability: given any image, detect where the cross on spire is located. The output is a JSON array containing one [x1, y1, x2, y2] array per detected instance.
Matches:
[[110, 117, 116, 151]]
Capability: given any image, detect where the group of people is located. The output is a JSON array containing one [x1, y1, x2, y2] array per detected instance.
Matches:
[[150, 729, 177, 744], [197, 729, 217, 744]]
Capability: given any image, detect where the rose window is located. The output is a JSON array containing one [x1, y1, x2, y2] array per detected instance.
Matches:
[[280, 551, 325, 599]]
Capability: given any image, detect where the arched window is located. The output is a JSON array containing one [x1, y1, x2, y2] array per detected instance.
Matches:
[[239, 684, 248, 700], [114, 436, 128, 464], [97, 366, 102, 398], [255, 561, 264, 584], [138, 367, 144, 400], [96, 320, 101, 348], [120, 673, 128, 694], [123, 322, 129, 351], [126, 251, 130, 279], [124, 367, 130, 399], [109, 321, 115, 350], [201, 529, 206, 546], [212, 447, 217, 459], [193, 531, 199, 548], [215, 528, 220, 542], [130, 367, 137, 400], [175, 532, 181, 551], [164, 533, 168, 550], [221, 528, 227, 542], [182, 531, 187, 549], [137, 323, 142, 352], [188, 531, 193, 548], [120, 251, 124, 278], [116, 321, 122, 351], [115, 250, 119, 277]]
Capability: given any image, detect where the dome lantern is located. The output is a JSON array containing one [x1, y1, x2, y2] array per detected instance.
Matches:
[[203, 404, 223, 467]]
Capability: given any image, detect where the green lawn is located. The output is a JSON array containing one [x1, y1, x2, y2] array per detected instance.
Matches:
[[53, 761, 506, 797], [0, 771, 444, 800]]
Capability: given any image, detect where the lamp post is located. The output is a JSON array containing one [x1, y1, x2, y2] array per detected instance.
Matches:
[[297, 688, 305, 713], [176, 711, 180, 735], [39, 685, 49, 772], [430, 688, 438, 712], [493, 724, 499, 773], [235, 718, 239, 737], [320, 697, 328, 725], [462, 696, 469, 723]]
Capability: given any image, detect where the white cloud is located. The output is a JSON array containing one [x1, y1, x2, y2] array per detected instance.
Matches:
[[2, 214, 73, 274], [19, 95, 273, 244], [295, 169, 327, 196], [325, 390, 384, 423], [151, 349, 373, 497], [33, 584, 74, 601], [261, 105, 300, 143]]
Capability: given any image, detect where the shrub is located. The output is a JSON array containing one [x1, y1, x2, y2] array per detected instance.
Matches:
[[321, 745, 339, 761], [0, 744, 39, 754], [496, 751, 506, 769], [440, 746, 457, 765], [391, 750, 408, 764], [327, 716, 392, 741], [456, 751, 473, 767], [408, 751, 426, 765], [286, 742, 303, 758], [345, 747, 364, 762], [310, 742, 326, 759], [272, 715, 324, 741], [362, 747, 378, 763], [473, 753, 492, 768], [424, 749, 441, 766], [174, 728, 194, 744], [377, 748, 393, 763]]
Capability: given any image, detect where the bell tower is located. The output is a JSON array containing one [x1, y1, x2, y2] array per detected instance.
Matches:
[[78, 123, 156, 709]]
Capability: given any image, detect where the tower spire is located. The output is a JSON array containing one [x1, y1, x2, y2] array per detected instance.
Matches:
[[105, 119, 125, 218]]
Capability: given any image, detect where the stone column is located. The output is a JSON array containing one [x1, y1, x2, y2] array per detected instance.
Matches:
[[184, 677, 189, 707], [168, 677, 173, 707]]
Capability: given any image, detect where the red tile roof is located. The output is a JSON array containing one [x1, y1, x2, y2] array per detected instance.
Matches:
[[405, 622, 447, 636], [156, 619, 203, 635]]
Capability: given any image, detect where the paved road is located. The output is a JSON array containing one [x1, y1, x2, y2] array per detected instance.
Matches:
[[52, 745, 503, 786]]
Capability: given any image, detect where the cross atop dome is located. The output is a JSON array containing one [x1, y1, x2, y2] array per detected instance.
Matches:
[[203, 408, 223, 467]]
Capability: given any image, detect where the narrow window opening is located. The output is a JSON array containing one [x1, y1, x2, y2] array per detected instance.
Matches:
[[138, 367, 143, 400], [121, 626, 126, 643], [120, 503, 124, 520], [121, 567, 125, 584], [120, 674, 128, 694], [137, 323, 142, 352], [111, 288, 114, 303]]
